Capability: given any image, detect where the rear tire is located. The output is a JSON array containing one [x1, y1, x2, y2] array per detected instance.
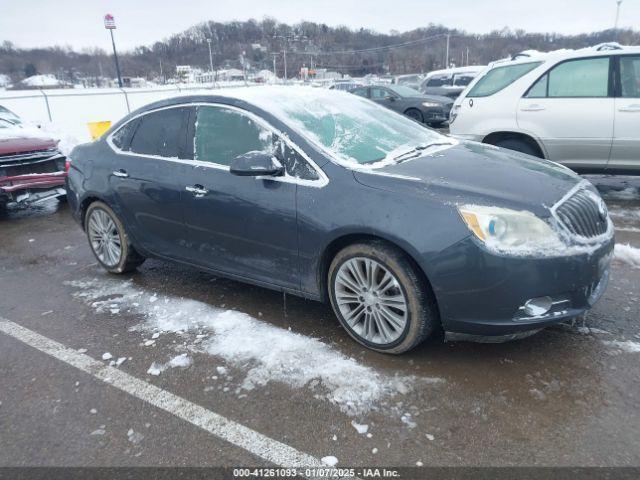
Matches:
[[490, 137, 543, 158], [404, 108, 424, 123], [85, 201, 145, 274], [328, 241, 438, 354]]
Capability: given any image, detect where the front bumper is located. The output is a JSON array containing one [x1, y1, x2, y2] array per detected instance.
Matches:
[[0, 171, 67, 205], [422, 107, 451, 124], [428, 236, 614, 337]]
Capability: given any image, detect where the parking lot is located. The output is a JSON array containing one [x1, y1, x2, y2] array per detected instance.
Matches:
[[0, 175, 639, 469]]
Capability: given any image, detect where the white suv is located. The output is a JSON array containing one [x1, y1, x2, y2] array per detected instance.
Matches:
[[449, 44, 640, 173]]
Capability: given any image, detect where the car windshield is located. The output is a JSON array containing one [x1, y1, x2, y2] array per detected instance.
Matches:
[[230, 86, 446, 165], [467, 62, 541, 97], [0, 106, 22, 128], [388, 85, 422, 97]]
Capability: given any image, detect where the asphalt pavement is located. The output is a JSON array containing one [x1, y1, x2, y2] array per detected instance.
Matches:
[[0, 175, 639, 472]]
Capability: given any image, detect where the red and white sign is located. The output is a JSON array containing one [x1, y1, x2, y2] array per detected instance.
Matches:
[[104, 14, 116, 30]]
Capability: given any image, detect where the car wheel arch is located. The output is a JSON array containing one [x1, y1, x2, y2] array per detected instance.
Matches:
[[403, 108, 424, 123], [482, 131, 546, 158], [317, 233, 440, 312]]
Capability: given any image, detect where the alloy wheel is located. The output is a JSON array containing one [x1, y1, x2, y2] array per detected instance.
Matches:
[[334, 257, 408, 346], [87, 209, 122, 267]]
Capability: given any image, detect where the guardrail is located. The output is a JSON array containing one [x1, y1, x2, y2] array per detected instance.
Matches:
[[0, 82, 258, 145]]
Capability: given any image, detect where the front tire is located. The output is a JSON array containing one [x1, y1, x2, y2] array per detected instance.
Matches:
[[85, 201, 145, 274], [404, 108, 424, 123], [491, 137, 543, 158], [328, 241, 438, 354]]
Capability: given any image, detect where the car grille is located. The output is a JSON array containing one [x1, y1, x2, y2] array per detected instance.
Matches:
[[555, 188, 608, 239], [0, 150, 64, 178]]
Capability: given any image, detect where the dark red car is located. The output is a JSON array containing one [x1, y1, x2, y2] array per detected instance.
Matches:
[[0, 106, 67, 208]]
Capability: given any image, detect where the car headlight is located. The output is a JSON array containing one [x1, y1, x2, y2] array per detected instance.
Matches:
[[458, 205, 565, 255], [421, 102, 440, 108]]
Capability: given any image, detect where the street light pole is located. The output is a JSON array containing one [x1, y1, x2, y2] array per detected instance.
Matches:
[[104, 14, 123, 88], [614, 0, 623, 29]]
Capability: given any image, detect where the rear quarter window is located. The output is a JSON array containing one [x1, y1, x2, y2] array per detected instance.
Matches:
[[467, 62, 541, 97]]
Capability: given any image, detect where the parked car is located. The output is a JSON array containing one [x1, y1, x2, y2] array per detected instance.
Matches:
[[0, 105, 67, 209], [328, 80, 362, 91], [351, 84, 453, 127], [393, 74, 424, 91], [420, 66, 486, 99], [449, 44, 640, 174], [67, 87, 613, 354]]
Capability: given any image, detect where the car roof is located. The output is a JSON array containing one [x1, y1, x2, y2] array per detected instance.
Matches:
[[424, 66, 487, 78], [489, 43, 640, 69]]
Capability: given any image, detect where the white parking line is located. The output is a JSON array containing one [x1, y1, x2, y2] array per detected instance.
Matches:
[[0, 318, 323, 468]]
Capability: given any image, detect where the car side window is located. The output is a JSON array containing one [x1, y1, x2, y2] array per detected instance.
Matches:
[[129, 107, 190, 158], [371, 88, 389, 99], [194, 106, 273, 166], [273, 138, 320, 181], [525, 74, 548, 98], [111, 118, 139, 151], [351, 87, 368, 98], [547, 57, 610, 98], [620, 55, 640, 98]]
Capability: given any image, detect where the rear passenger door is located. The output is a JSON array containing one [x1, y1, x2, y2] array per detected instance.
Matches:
[[518, 56, 614, 170], [108, 106, 193, 258], [610, 55, 640, 171]]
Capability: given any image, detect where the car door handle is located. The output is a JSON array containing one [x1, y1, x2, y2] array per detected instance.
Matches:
[[185, 185, 209, 197], [618, 104, 640, 112], [112, 169, 129, 178], [521, 104, 546, 112]]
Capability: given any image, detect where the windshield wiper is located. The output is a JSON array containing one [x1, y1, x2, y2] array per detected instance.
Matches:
[[390, 141, 454, 163]]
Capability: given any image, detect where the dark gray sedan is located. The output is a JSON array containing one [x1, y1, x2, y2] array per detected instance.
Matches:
[[351, 84, 453, 127], [66, 87, 613, 354]]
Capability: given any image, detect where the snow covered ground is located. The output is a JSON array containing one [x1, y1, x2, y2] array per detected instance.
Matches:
[[66, 276, 442, 417]]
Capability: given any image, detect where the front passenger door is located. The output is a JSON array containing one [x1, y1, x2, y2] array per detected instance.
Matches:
[[180, 105, 300, 289], [371, 87, 401, 114]]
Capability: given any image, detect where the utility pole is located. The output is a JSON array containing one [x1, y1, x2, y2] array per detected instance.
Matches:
[[445, 34, 450, 69], [206, 38, 214, 83], [272, 53, 278, 81], [283, 48, 287, 82], [104, 14, 123, 88], [466, 47, 469, 66]]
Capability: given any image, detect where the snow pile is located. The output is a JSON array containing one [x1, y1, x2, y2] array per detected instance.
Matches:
[[66, 276, 437, 415], [21, 74, 61, 87], [614, 244, 640, 268]]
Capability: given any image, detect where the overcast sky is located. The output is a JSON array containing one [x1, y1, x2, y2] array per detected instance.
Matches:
[[1, 0, 637, 51]]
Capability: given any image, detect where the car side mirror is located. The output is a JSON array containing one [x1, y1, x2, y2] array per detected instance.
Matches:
[[385, 95, 396, 102], [230, 151, 284, 177]]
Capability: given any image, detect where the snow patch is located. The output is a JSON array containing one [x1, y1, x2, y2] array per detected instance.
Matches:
[[321, 456, 338, 466], [614, 244, 640, 268], [604, 340, 640, 353], [147, 354, 193, 376], [351, 421, 369, 434], [66, 276, 438, 416]]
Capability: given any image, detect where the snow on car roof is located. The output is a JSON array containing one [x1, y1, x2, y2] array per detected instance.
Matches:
[[491, 43, 640, 67]]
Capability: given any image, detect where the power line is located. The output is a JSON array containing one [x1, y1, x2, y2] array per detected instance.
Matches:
[[296, 32, 454, 56]]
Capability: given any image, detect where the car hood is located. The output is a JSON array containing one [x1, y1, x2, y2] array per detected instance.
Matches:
[[352, 141, 583, 216], [0, 128, 58, 156]]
